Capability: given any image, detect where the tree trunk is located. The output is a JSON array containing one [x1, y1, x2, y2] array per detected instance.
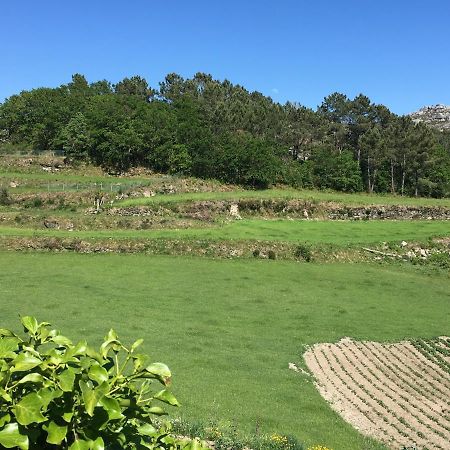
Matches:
[[401, 154, 406, 196], [372, 169, 377, 193], [390, 159, 395, 194], [367, 156, 371, 192]]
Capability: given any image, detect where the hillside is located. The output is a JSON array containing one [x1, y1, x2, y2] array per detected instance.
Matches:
[[410, 104, 450, 131]]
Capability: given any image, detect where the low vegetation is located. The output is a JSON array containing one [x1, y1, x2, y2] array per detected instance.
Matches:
[[0, 316, 207, 449], [0, 154, 449, 449], [1, 253, 449, 449]]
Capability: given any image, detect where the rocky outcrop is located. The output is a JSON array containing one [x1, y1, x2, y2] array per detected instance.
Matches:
[[409, 104, 450, 131]]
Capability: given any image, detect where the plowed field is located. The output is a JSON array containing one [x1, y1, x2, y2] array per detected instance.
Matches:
[[304, 337, 450, 449]]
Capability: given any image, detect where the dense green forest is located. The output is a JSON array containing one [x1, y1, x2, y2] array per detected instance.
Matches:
[[1, 73, 449, 197]]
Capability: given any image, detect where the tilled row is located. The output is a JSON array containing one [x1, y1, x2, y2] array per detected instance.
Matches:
[[304, 338, 450, 449]]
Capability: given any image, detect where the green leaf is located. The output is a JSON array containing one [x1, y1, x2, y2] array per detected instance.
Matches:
[[88, 364, 109, 385], [145, 362, 172, 385], [86, 346, 103, 363], [62, 411, 74, 422], [0, 329, 16, 338], [43, 421, 68, 445], [132, 353, 149, 370], [184, 439, 210, 450], [51, 334, 73, 347], [0, 360, 9, 372], [90, 437, 105, 450], [21, 316, 39, 335], [38, 387, 62, 410], [99, 396, 123, 421], [91, 437, 105, 450], [13, 392, 47, 425], [17, 373, 44, 385], [69, 439, 91, 450], [147, 406, 166, 415], [131, 338, 144, 352], [100, 330, 121, 358], [0, 388, 12, 402], [64, 340, 88, 361], [80, 380, 109, 416], [44, 348, 65, 366], [137, 423, 157, 436], [11, 353, 42, 372], [0, 423, 29, 450], [0, 338, 19, 358], [154, 389, 180, 406], [0, 412, 11, 428], [59, 368, 76, 392]]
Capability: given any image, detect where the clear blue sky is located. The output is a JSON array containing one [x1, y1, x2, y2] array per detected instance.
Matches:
[[1, 0, 449, 114]]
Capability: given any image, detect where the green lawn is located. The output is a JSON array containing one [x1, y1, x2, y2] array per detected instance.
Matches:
[[1, 219, 449, 245], [1, 252, 449, 449], [117, 188, 450, 208]]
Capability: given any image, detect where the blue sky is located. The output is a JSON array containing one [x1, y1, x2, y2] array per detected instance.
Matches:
[[1, 0, 449, 114]]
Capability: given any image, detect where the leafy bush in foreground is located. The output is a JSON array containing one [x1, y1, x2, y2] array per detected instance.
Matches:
[[0, 317, 207, 449]]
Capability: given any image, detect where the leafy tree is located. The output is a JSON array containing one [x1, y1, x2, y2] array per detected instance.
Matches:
[[312, 146, 363, 192], [358, 126, 386, 193], [58, 112, 91, 162], [407, 122, 435, 196], [1, 72, 448, 196], [115, 76, 154, 101]]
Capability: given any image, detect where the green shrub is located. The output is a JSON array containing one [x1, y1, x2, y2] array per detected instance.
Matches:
[[0, 316, 208, 450], [294, 244, 312, 262], [267, 250, 276, 260], [427, 252, 450, 269], [0, 188, 10, 206]]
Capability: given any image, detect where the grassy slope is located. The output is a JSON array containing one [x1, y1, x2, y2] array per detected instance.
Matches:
[[0, 170, 153, 193], [117, 189, 450, 207], [2, 166, 450, 206], [1, 253, 449, 449], [1, 219, 449, 245]]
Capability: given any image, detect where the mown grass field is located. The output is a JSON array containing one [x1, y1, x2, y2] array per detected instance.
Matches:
[[1, 252, 449, 449], [1, 219, 449, 245]]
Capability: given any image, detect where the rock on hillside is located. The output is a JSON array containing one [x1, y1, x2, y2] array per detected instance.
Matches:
[[409, 104, 450, 131]]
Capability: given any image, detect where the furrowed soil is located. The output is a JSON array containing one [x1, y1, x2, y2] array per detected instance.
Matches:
[[304, 338, 450, 449]]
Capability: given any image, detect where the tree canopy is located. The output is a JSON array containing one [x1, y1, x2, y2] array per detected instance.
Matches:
[[1, 73, 449, 196]]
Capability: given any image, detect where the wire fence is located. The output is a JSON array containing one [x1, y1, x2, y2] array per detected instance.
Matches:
[[0, 181, 147, 193]]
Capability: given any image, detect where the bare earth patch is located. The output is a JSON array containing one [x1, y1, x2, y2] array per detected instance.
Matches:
[[304, 337, 450, 449]]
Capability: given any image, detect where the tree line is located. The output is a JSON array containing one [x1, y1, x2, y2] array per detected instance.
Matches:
[[1, 73, 449, 196]]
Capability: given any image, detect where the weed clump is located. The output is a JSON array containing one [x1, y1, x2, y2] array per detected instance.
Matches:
[[0, 188, 10, 205], [295, 243, 312, 262]]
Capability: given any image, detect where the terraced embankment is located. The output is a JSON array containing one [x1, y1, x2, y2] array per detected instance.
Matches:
[[304, 338, 450, 449]]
